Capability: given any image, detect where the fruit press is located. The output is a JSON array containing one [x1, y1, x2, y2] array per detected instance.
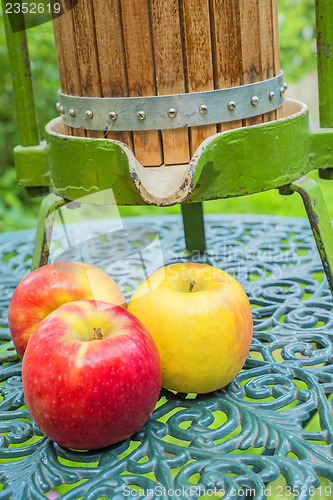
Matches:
[[1, 0, 333, 499]]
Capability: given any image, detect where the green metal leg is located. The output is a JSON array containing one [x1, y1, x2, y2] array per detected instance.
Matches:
[[31, 193, 67, 270], [289, 176, 333, 294], [181, 202, 206, 253]]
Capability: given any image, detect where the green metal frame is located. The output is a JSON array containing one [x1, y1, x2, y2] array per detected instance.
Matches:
[[316, 0, 333, 129], [316, 0, 333, 182], [181, 203, 206, 253], [31, 194, 67, 270], [2, 0, 333, 293], [286, 176, 333, 292], [2, 2, 39, 147]]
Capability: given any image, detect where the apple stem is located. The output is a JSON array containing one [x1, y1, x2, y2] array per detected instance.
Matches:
[[93, 328, 104, 340], [189, 281, 196, 292]]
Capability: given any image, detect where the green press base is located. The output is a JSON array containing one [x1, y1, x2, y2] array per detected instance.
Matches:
[[15, 99, 328, 206], [13, 98, 332, 292]]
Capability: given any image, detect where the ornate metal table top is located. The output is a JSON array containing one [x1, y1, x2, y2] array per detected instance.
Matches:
[[0, 214, 332, 500]]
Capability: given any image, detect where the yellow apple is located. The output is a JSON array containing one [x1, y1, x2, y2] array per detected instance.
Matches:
[[128, 263, 253, 393]]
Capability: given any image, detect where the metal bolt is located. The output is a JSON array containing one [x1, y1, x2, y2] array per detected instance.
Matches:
[[85, 110, 94, 119], [68, 108, 76, 118], [58, 105, 65, 115], [167, 107, 177, 118], [109, 111, 118, 121], [269, 91, 275, 101], [56, 102, 61, 112], [227, 100, 236, 111], [137, 110, 146, 120], [280, 86, 285, 96], [199, 104, 208, 114], [251, 96, 259, 106]]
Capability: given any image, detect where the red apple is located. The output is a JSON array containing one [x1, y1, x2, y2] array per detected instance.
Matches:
[[22, 300, 162, 450], [8, 261, 126, 359]]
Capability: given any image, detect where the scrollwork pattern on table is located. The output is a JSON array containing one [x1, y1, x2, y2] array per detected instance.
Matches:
[[0, 215, 332, 499]]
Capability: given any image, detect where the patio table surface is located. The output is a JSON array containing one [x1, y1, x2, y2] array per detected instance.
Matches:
[[0, 213, 333, 500]]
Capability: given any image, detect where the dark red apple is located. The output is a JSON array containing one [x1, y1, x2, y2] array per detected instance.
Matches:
[[22, 300, 162, 450]]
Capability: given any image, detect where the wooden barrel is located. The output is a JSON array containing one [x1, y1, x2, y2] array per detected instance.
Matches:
[[52, 0, 281, 167]]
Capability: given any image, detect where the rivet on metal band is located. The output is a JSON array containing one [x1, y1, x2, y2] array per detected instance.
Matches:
[[109, 111, 118, 121], [227, 101, 236, 111], [137, 110, 146, 120], [251, 96, 259, 106], [168, 108, 177, 118], [57, 71, 286, 132]]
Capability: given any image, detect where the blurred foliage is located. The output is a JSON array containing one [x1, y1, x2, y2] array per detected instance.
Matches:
[[0, 0, 327, 233], [279, 0, 316, 81], [0, 19, 60, 232]]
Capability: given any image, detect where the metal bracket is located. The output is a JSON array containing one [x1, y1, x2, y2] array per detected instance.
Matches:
[[14, 140, 50, 187], [57, 72, 286, 132]]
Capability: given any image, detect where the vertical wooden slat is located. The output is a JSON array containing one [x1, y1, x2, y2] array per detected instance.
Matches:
[[93, 0, 133, 149], [52, 12, 70, 137], [120, 0, 163, 166], [71, 0, 104, 139], [52, 0, 84, 137], [210, 0, 243, 132], [271, 0, 283, 119], [258, 0, 275, 122], [150, 0, 190, 165], [181, 0, 216, 156], [237, 0, 262, 127]]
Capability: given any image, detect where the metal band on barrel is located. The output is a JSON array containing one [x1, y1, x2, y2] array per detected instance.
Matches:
[[57, 72, 286, 132]]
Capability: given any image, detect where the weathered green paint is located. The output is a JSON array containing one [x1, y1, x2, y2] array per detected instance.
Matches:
[[188, 106, 311, 202], [181, 202, 206, 253], [32, 193, 68, 270], [289, 176, 333, 293], [44, 105, 314, 205], [315, 0, 333, 128], [10, 104, 333, 208], [46, 127, 144, 206], [2, 0, 39, 147], [310, 128, 333, 179], [309, 128, 333, 171], [14, 141, 50, 187], [7, 93, 333, 277]]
